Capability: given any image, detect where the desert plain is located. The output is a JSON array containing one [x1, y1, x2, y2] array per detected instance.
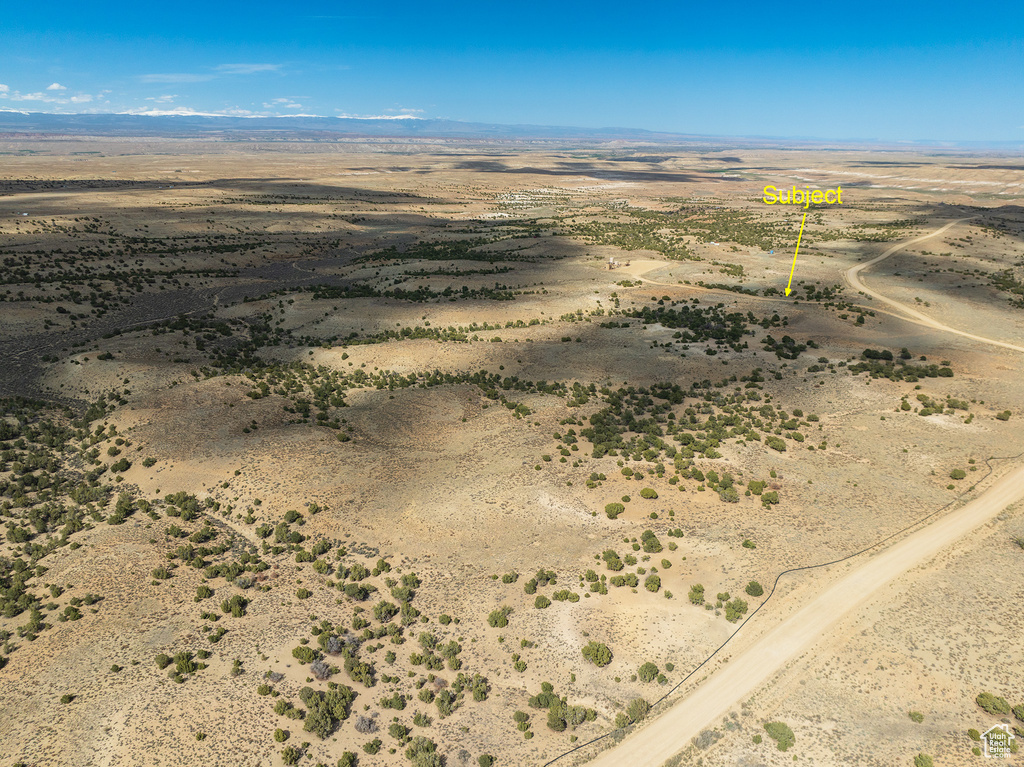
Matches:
[[0, 134, 1022, 767]]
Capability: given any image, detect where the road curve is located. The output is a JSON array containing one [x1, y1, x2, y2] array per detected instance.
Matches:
[[579, 219, 1024, 767], [583, 460, 1024, 767], [845, 217, 1024, 353]]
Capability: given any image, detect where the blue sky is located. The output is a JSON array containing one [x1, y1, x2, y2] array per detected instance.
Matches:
[[1, 0, 1022, 141]]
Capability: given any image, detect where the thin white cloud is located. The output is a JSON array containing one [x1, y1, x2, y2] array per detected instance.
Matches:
[[46, 82, 67, 91], [215, 63, 280, 75], [139, 73, 216, 84], [145, 95, 178, 103], [0, 84, 9, 93], [122, 106, 236, 117], [12, 92, 54, 102], [335, 111, 424, 120], [120, 106, 264, 117], [1, 89, 95, 104], [264, 98, 304, 109], [385, 107, 425, 115]]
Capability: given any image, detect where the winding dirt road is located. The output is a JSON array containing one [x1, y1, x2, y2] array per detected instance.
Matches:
[[580, 219, 1024, 766], [845, 217, 1024, 353]]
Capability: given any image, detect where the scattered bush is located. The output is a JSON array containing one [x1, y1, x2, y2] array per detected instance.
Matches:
[[977, 691, 1011, 715], [487, 606, 512, 628], [639, 488, 658, 499], [641, 530, 662, 553], [638, 662, 659, 682], [625, 698, 650, 724], [581, 641, 612, 667], [724, 598, 748, 622], [602, 550, 624, 571], [605, 503, 625, 519], [763, 721, 795, 751], [745, 581, 764, 597]]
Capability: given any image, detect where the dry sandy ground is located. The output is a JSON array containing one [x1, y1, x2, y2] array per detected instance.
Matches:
[[0, 138, 1022, 767]]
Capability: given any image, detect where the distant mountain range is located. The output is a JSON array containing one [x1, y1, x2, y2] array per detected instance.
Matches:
[[0, 110, 694, 141], [0, 111, 1018, 149]]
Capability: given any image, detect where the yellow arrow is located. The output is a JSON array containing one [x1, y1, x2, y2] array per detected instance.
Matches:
[[785, 212, 807, 296]]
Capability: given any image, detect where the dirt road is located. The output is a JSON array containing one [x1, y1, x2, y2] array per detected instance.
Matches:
[[845, 218, 1024, 353], [583, 460, 1024, 767]]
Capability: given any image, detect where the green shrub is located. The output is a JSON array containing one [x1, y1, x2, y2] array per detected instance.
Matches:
[[688, 584, 705, 605], [724, 598, 748, 622], [581, 641, 612, 667], [640, 488, 658, 499], [292, 646, 317, 664], [761, 491, 779, 506], [996, 410, 1012, 421], [745, 581, 764, 597], [763, 721, 794, 751], [602, 550, 624, 571], [950, 468, 966, 480], [914, 755, 933, 767], [487, 606, 512, 628], [362, 739, 382, 755], [155, 653, 172, 669], [274, 728, 289, 742], [977, 691, 1011, 715], [909, 711, 924, 723], [604, 502, 625, 519], [644, 574, 661, 593], [625, 698, 650, 724], [641, 530, 662, 553], [718, 486, 740, 503], [534, 595, 551, 609], [637, 662, 659, 682], [766, 436, 786, 452]]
